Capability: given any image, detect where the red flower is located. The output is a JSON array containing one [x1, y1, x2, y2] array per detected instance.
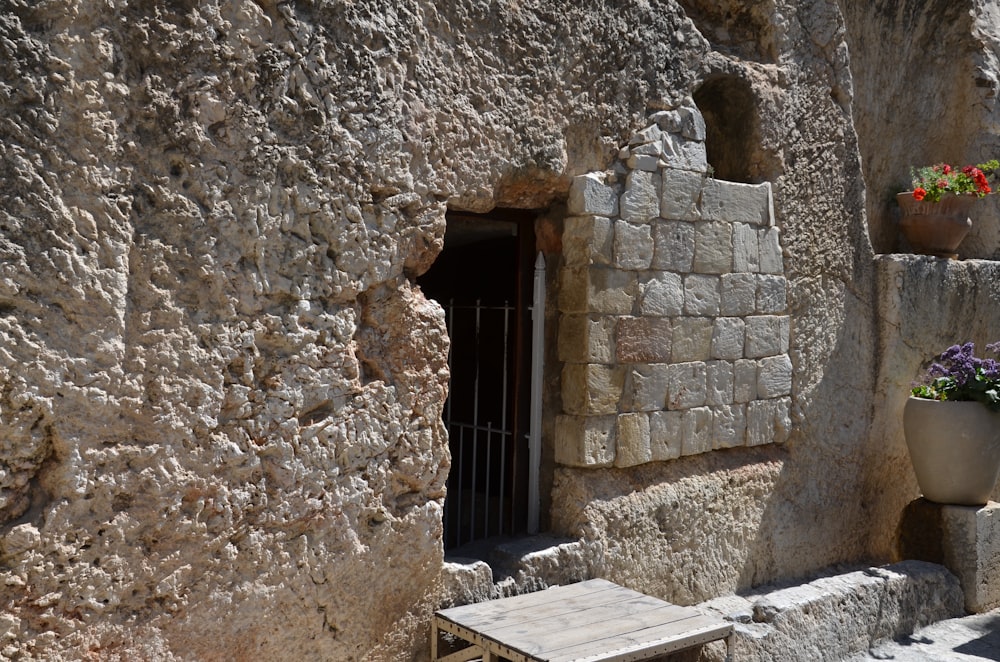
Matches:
[[943, 164, 953, 174], [913, 187, 927, 201]]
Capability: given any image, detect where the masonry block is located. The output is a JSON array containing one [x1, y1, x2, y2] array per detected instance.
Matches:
[[746, 315, 790, 358], [747, 397, 791, 446], [701, 178, 772, 226], [559, 266, 636, 314], [757, 274, 788, 314], [638, 271, 684, 317], [620, 169, 660, 223], [558, 314, 615, 364], [617, 317, 672, 363], [733, 222, 760, 273], [681, 406, 713, 455], [651, 220, 695, 271], [613, 220, 654, 270], [659, 168, 705, 220], [706, 360, 734, 405], [667, 361, 707, 410], [627, 363, 670, 411], [758, 354, 793, 398], [671, 317, 713, 362], [720, 272, 757, 316], [693, 221, 733, 274], [712, 317, 745, 361], [568, 173, 619, 217], [554, 415, 616, 467], [684, 274, 721, 315], [562, 363, 625, 415], [733, 359, 758, 403], [649, 410, 683, 461], [562, 215, 613, 267], [712, 403, 746, 449], [759, 226, 784, 273], [615, 412, 652, 467]]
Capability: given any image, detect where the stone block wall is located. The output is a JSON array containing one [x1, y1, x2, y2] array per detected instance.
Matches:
[[556, 109, 791, 468]]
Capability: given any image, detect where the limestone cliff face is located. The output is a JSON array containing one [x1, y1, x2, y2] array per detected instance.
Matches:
[[0, 0, 996, 660]]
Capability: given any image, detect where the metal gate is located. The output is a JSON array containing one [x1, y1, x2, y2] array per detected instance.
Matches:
[[441, 298, 518, 549]]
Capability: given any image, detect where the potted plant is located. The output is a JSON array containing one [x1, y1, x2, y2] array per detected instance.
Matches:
[[897, 161, 999, 258], [905, 342, 1000, 505]]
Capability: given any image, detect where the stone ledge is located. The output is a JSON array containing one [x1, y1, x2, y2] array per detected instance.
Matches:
[[699, 560, 964, 662], [898, 498, 1000, 613]]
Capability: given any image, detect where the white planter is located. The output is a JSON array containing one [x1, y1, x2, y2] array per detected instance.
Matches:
[[903, 397, 1000, 506]]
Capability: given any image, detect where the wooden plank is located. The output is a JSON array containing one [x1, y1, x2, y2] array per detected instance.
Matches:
[[442, 588, 657, 633], [486, 596, 694, 642], [436, 645, 485, 662], [488, 604, 714, 658], [433, 579, 733, 662], [437, 579, 619, 624], [543, 617, 733, 662]]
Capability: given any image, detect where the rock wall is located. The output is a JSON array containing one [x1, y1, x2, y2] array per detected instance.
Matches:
[[1, 0, 999, 660]]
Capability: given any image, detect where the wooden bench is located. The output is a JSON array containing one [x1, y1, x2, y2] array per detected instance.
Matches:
[[432, 578, 735, 662]]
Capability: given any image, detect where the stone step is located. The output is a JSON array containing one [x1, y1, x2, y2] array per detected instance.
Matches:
[[697, 560, 965, 662]]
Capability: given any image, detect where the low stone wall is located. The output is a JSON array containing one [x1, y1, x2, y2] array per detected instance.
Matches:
[[556, 107, 791, 468]]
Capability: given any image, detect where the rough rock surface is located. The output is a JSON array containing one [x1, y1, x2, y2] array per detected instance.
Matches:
[[2, 0, 1000, 660]]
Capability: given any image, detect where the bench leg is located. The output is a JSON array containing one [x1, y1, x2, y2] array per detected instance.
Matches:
[[431, 621, 439, 661], [725, 631, 736, 662]]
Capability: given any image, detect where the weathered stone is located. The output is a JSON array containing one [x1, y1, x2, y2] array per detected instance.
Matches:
[[620, 170, 660, 224], [649, 410, 683, 461], [638, 272, 684, 317], [558, 314, 615, 364], [671, 317, 714, 362], [693, 222, 734, 274], [746, 315, 791, 358], [759, 227, 784, 274], [712, 317, 746, 360], [733, 222, 761, 273], [569, 173, 619, 217], [652, 220, 696, 271], [627, 364, 670, 412], [747, 397, 792, 446], [615, 413, 652, 467], [555, 415, 616, 467], [628, 154, 661, 172], [758, 354, 793, 398], [559, 267, 637, 314], [900, 500, 1000, 613], [660, 169, 705, 220], [704, 561, 964, 662], [757, 275, 788, 314], [720, 273, 758, 316], [706, 361, 734, 406], [712, 404, 746, 449], [563, 215, 614, 267], [661, 132, 709, 172], [734, 359, 758, 403], [684, 274, 721, 315], [701, 179, 773, 226], [562, 363, 626, 415], [613, 221, 654, 270], [667, 361, 708, 410], [617, 317, 672, 363], [681, 407, 713, 455]]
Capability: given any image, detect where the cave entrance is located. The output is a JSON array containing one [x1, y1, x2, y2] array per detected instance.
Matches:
[[418, 209, 537, 550]]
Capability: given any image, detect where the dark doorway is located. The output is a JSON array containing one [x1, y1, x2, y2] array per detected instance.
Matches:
[[418, 209, 537, 550]]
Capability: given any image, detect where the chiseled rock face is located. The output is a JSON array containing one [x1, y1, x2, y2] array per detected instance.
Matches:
[[3, 0, 996, 659], [0, 0, 707, 659]]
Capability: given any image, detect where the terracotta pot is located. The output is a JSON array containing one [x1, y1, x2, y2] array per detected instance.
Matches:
[[896, 192, 977, 259], [903, 397, 1000, 506]]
